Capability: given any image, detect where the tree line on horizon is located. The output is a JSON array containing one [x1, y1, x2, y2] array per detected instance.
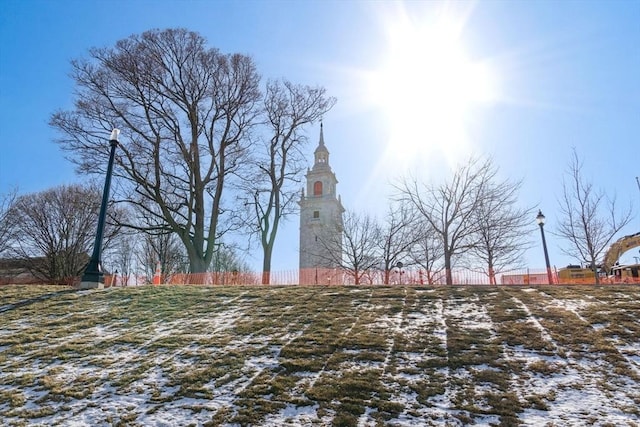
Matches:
[[0, 29, 633, 285]]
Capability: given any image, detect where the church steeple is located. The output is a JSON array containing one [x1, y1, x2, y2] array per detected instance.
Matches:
[[298, 123, 345, 281], [314, 122, 329, 167]]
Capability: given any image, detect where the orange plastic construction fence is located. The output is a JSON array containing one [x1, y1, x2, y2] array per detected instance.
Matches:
[[3, 268, 638, 287], [99, 268, 640, 286]]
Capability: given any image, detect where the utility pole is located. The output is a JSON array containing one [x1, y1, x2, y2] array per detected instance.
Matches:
[[636, 177, 640, 194]]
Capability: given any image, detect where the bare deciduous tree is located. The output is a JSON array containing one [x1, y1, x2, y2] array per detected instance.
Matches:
[[396, 157, 495, 285], [378, 203, 421, 284], [242, 81, 335, 284], [9, 184, 122, 284], [138, 230, 187, 283], [317, 211, 380, 285], [51, 28, 261, 273], [0, 188, 18, 256], [105, 233, 136, 285], [209, 243, 251, 273], [469, 175, 535, 284], [556, 149, 633, 283], [408, 220, 445, 285]]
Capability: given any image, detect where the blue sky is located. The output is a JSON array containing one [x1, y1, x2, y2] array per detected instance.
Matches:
[[1, 0, 639, 272]]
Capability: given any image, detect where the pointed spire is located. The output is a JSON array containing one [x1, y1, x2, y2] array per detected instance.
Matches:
[[314, 122, 329, 156], [319, 122, 325, 147]]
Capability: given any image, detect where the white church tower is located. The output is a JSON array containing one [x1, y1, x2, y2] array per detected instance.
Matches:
[[299, 124, 344, 282]]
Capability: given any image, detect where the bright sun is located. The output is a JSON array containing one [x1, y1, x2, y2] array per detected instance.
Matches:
[[367, 6, 498, 167]]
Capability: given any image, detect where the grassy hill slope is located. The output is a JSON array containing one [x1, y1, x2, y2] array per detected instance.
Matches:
[[1, 285, 639, 426]]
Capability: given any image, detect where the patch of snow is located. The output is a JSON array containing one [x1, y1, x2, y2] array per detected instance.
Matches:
[[2, 286, 639, 426], [356, 406, 375, 426], [262, 403, 321, 426]]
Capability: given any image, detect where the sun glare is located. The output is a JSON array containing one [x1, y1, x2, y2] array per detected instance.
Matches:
[[367, 6, 498, 167]]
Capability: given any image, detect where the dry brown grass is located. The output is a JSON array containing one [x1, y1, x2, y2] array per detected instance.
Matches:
[[0, 284, 638, 426]]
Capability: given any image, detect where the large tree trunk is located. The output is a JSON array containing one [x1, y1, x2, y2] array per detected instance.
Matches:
[[262, 246, 273, 285], [189, 257, 208, 276], [445, 253, 453, 285], [591, 259, 600, 285]]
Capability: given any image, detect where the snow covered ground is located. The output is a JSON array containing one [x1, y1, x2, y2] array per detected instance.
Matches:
[[0, 284, 638, 426]]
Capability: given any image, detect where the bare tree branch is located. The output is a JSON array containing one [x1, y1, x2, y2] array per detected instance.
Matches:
[[555, 149, 633, 283], [468, 168, 535, 284], [377, 202, 423, 284], [238, 81, 335, 283], [407, 218, 446, 285], [51, 29, 261, 273], [395, 156, 494, 285], [0, 188, 18, 256], [315, 210, 380, 285], [8, 184, 123, 284]]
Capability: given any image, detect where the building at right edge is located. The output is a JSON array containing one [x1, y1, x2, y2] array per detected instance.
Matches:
[[298, 124, 344, 284]]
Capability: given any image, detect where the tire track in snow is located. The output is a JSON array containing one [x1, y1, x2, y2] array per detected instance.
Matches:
[[208, 287, 335, 422], [511, 290, 640, 425], [356, 287, 407, 427], [436, 294, 497, 421], [373, 290, 451, 425], [50, 291, 255, 426], [304, 288, 375, 391], [510, 296, 559, 351], [544, 292, 640, 378], [259, 288, 376, 427]]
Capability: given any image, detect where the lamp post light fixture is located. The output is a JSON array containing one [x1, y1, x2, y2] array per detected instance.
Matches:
[[536, 210, 554, 285], [395, 261, 404, 284], [80, 129, 120, 290]]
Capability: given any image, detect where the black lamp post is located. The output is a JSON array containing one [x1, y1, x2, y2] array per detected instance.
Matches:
[[80, 129, 119, 289], [536, 210, 554, 285]]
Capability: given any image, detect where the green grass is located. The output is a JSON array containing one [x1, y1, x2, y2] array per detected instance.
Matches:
[[0, 284, 639, 426]]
